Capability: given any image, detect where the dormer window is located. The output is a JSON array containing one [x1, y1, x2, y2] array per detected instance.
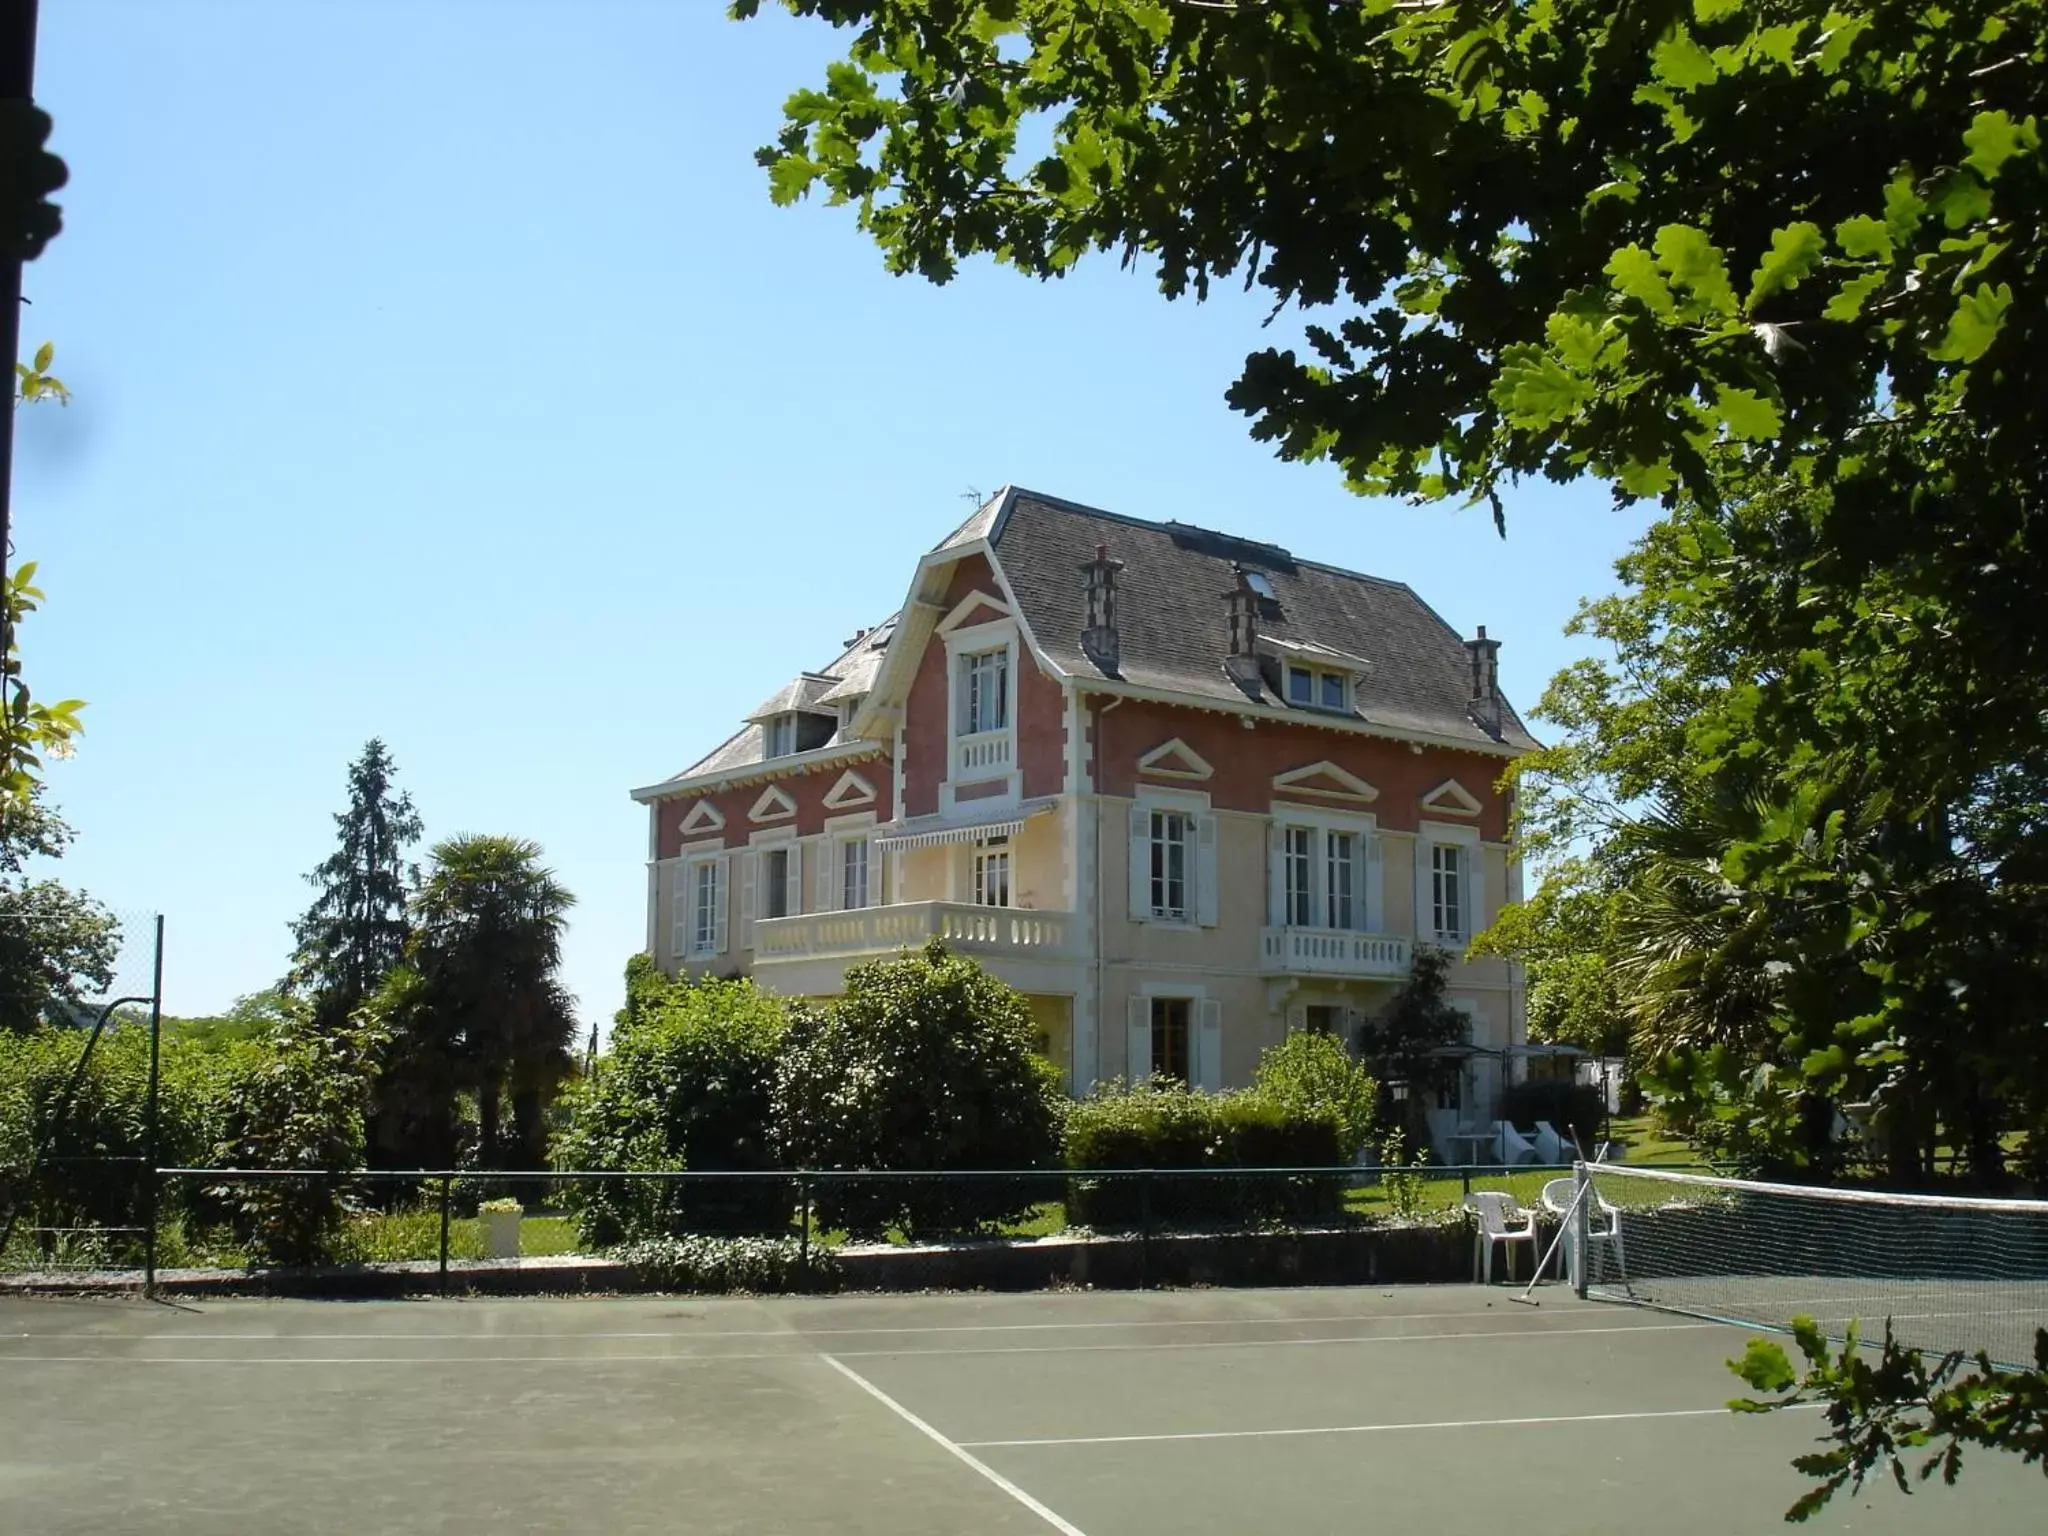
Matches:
[[1286, 664, 1352, 714], [766, 714, 797, 758], [960, 648, 1009, 735]]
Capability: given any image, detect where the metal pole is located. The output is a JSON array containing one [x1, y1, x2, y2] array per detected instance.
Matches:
[[437, 1174, 451, 1293], [143, 915, 164, 1297], [1138, 1170, 1153, 1289], [0, 0, 40, 588], [1572, 1159, 1592, 1298], [797, 1175, 810, 1287]]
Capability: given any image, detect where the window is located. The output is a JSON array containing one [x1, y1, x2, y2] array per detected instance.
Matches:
[[960, 647, 1008, 735], [765, 715, 796, 758], [1243, 570, 1276, 600], [1326, 831, 1359, 931], [763, 847, 792, 919], [1284, 826, 1314, 927], [1284, 663, 1351, 713], [973, 839, 1010, 907], [1304, 1004, 1342, 1036], [1148, 809, 1191, 920], [1432, 843, 1465, 940], [840, 838, 870, 910], [1150, 997, 1191, 1086], [688, 859, 722, 957]]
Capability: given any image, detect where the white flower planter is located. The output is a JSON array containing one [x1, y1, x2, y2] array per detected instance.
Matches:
[[482, 1210, 522, 1261]]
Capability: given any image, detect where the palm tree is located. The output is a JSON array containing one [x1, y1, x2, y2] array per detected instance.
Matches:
[[406, 835, 578, 1168]]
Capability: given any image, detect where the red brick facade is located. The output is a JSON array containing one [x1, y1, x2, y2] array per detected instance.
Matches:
[[656, 752, 892, 858], [1090, 696, 1510, 839]]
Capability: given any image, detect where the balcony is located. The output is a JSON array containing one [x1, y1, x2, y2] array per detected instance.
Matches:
[[1260, 926, 1411, 979], [954, 728, 1012, 778], [757, 901, 1076, 964]]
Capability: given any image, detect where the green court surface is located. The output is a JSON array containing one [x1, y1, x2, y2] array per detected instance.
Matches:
[[2, 1285, 2041, 1534]]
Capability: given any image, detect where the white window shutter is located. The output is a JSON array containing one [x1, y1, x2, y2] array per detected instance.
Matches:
[[1196, 1000, 1224, 1091], [669, 865, 688, 963], [1128, 806, 1151, 921], [1195, 812, 1219, 927], [1126, 996, 1151, 1081], [785, 843, 804, 917], [712, 858, 729, 953], [815, 840, 836, 913], [1286, 1001, 1307, 1035], [740, 851, 758, 948], [1415, 841, 1433, 944], [1464, 847, 1482, 937], [1267, 822, 1286, 926], [1366, 834, 1384, 933]]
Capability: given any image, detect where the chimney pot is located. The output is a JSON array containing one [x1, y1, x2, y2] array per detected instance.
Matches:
[[1080, 544, 1125, 674], [1464, 627, 1504, 737]]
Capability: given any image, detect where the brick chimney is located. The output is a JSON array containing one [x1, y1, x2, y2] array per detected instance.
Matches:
[[1465, 625, 1503, 737], [1080, 543, 1125, 674], [1224, 567, 1262, 691]]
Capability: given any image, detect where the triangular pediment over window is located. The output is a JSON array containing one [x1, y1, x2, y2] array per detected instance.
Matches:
[[677, 800, 725, 838], [1271, 761, 1379, 803], [1136, 738, 1214, 782], [936, 591, 1014, 634], [821, 770, 876, 810], [1420, 778, 1483, 817], [748, 784, 798, 823]]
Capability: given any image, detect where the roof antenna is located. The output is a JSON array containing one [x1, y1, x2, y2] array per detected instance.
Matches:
[[960, 485, 984, 505]]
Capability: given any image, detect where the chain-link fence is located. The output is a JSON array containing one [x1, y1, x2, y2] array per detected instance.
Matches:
[[9, 1160, 1649, 1295], [0, 911, 163, 1278]]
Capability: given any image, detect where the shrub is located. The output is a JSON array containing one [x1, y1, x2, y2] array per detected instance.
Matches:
[[607, 1234, 838, 1294], [208, 1008, 384, 1266], [1061, 1080, 1346, 1229], [773, 941, 1062, 1239], [1250, 1032, 1379, 1160], [1498, 1079, 1609, 1155], [552, 968, 790, 1245], [0, 1023, 227, 1263]]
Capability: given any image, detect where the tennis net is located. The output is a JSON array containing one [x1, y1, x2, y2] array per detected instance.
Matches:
[[1579, 1163, 2048, 1369]]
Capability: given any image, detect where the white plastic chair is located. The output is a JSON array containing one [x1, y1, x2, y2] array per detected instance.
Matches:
[[1540, 1176, 1625, 1287], [1494, 1120, 1539, 1166], [1464, 1191, 1539, 1284]]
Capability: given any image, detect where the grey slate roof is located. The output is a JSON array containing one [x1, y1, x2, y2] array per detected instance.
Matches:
[[989, 489, 1537, 753], [668, 618, 897, 782]]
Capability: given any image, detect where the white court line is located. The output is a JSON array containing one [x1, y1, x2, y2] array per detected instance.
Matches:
[[0, 1305, 1566, 1343], [0, 1319, 1721, 1367], [822, 1354, 1089, 1536], [959, 1403, 1828, 1449]]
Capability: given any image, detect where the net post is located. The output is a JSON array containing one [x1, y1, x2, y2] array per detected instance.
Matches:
[[143, 915, 165, 1300], [438, 1174, 452, 1294], [797, 1174, 812, 1287], [1572, 1159, 1591, 1297], [1139, 1170, 1154, 1289]]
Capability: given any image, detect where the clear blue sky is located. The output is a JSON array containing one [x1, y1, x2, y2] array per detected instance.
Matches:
[[21, 2, 1653, 1029]]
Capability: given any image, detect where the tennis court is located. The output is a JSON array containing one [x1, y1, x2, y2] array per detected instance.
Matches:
[[3, 1283, 2040, 1534]]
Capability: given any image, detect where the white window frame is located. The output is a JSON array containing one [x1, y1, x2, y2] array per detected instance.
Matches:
[[841, 836, 871, 911], [941, 612, 1022, 804], [1416, 820, 1483, 947], [1283, 662, 1353, 714], [677, 846, 727, 960], [1148, 807, 1191, 921], [1283, 825, 1314, 927], [972, 837, 1012, 908], [765, 714, 797, 758], [1126, 980, 1224, 1091], [817, 811, 878, 913], [1129, 787, 1218, 928], [1268, 805, 1382, 932]]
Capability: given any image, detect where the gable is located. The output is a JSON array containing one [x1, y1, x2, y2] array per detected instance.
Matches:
[[1272, 760, 1379, 804], [677, 800, 725, 838], [821, 770, 877, 810], [1420, 777, 1483, 817], [936, 590, 1014, 635], [747, 784, 798, 823], [1136, 737, 1214, 782]]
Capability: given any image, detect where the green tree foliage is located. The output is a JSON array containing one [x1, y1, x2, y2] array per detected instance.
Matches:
[[1248, 1030, 1378, 1161], [208, 1005, 386, 1266], [369, 835, 577, 1169], [286, 739, 423, 1035], [740, 0, 2042, 518], [0, 792, 119, 1033], [1355, 945, 1468, 1139], [4, 336, 85, 807], [1731, 1318, 2048, 1521], [161, 990, 294, 1055], [772, 940, 1061, 1238], [553, 960, 790, 1245]]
